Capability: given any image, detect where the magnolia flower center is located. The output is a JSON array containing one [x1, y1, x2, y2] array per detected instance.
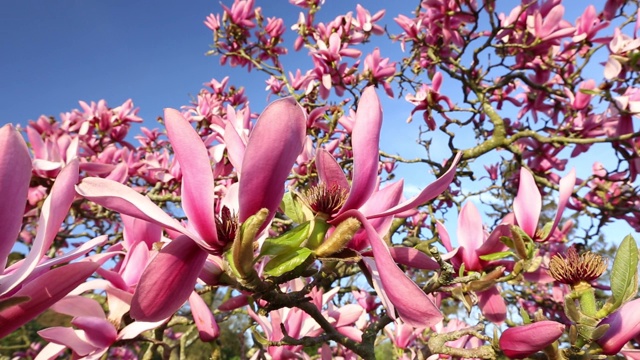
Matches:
[[548, 246, 607, 285], [216, 206, 238, 245], [301, 183, 349, 217]]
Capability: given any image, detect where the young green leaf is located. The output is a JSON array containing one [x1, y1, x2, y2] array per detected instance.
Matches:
[[264, 248, 314, 277], [608, 234, 639, 313], [260, 221, 311, 257]]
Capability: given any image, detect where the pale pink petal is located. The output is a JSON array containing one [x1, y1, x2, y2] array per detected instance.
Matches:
[[316, 149, 349, 189], [544, 169, 576, 241], [130, 235, 208, 322], [34, 342, 67, 360], [369, 152, 461, 219], [189, 291, 220, 341], [477, 286, 506, 324], [239, 97, 307, 223], [120, 241, 150, 287], [122, 214, 161, 250], [51, 296, 106, 318], [436, 220, 453, 251], [513, 168, 541, 238], [340, 209, 443, 328], [164, 108, 218, 246], [71, 316, 117, 348], [457, 202, 484, 271], [0, 262, 99, 338], [0, 160, 79, 295], [37, 327, 96, 356], [118, 320, 167, 340], [340, 87, 382, 213], [223, 121, 246, 173], [0, 124, 33, 271]]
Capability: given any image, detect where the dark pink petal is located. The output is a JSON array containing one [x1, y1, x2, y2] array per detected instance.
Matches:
[[0, 124, 32, 271], [476, 224, 510, 257], [164, 108, 218, 246], [513, 168, 541, 237], [122, 214, 161, 251], [0, 262, 99, 338], [71, 316, 117, 348], [388, 247, 439, 270], [543, 169, 576, 241], [131, 235, 208, 322], [339, 210, 443, 328], [239, 97, 306, 223], [189, 291, 220, 342], [368, 152, 461, 219], [597, 298, 640, 355], [38, 327, 97, 356], [500, 321, 564, 358], [477, 286, 506, 324], [316, 149, 349, 189], [340, 87, 382, 213], [457, 202, 484, 271]]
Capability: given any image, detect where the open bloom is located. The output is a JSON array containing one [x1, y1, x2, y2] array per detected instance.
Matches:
[[309, 87, 461, 328], [76, 98, 307, 322]]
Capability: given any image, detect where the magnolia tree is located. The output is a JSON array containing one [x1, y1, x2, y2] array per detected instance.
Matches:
[[2, 0, 640, 359]]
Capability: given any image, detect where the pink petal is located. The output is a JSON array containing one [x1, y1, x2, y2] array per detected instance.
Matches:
[[457, 202, 484, 271], [340, 87, 382, 213], [130, 235, 208, 322], [71, 316, 117, 348], [223, 121, 246, 173], [122, 214, 161, 251], [0, 124, 32, 271], [239, 97, 306, 223], [189, 291, 220, 341], [544, 169, 576, 241], [0, 160, 80, 296], [0, 262, 99, 338], [369, 152, 461, 219], [513, 168, 541, 238], [38, 327, 96, 357], [388, 247, 439, 270], [118, 320, 167, 340], [597, 298, 640, 355], [316, 149, 349, 189], [164, 109, 218, 245], [51, 296, 106, 318], [339, 209, 443, 328], [477, 286, 506, 324], [76, 178, 211, 250]]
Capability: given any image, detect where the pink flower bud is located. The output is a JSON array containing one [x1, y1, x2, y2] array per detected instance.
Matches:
[[597, 298, 640, 355], [499, 321, 564, 359]]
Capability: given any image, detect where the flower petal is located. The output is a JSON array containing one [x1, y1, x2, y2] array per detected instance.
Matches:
[[340, 87, 382, 213], [189, 291, 220, 341], [544, 169, 576, 241], [164, 108, 218, 245], [457, 202, 484, 272], [130, 235, 208, 322], [0, 261, 99, 338], [316, 149, 349, 189], [368, 152, 461, 219], [239, 97, 306, 223], [0, 124, 32, 272], [513, 168, 541, 237]]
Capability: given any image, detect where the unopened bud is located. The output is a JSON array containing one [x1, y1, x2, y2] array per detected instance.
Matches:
[[314, 218, 361, 258], [232, 209, 268, 279]]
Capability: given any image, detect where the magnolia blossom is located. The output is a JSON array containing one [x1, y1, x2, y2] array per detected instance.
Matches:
[[499, 321, 564, 358]]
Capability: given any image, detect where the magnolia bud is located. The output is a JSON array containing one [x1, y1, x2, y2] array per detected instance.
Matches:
[[499, 321, 565, 359], [314, 217, 361, 258]]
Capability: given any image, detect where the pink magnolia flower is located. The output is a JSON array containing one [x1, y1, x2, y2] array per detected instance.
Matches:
[[499, 321, 564, 358], [0, 125, 101, 338], [313, 87, 461, 328], [597, 297, 640, 355], [76, 98, 307, 322]]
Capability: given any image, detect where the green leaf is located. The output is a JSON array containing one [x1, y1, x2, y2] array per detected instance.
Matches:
[[537, 221, 554, 240], [479, 251, 515, 261], [519, 306, 531, 324], [264, 248, 313, 277], [260, 222, 310, 257], [281, 192, 310, 224], [609, 234, 639, 312]]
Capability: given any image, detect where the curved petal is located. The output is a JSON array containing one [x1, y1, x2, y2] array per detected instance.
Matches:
[[339, 209, 443, 328], [513, 168, 541, 238], [37, 327, 96, 357], [118, 320, 167, 340], [388, 247, 440, 270], [340, 87, 382, 213], [71, 316, 117, 348], [544, 169, 576, 241], [369, 152, 461, 219], [239, 97, 306, 223], [164, 108, 218, 246], [477, 286, 506, 324], [130, 235, 208, 322], [76, 178, 210, 250], [457, 202, 484, 272], [0, 160, 79, 295], [189, 291, 220, 341], [51, 296, 106, 318], [0, 124, 32, 271], [223, 121, 246, 174], [316, 149, 349, 189], [0, 262, 99, 338]]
